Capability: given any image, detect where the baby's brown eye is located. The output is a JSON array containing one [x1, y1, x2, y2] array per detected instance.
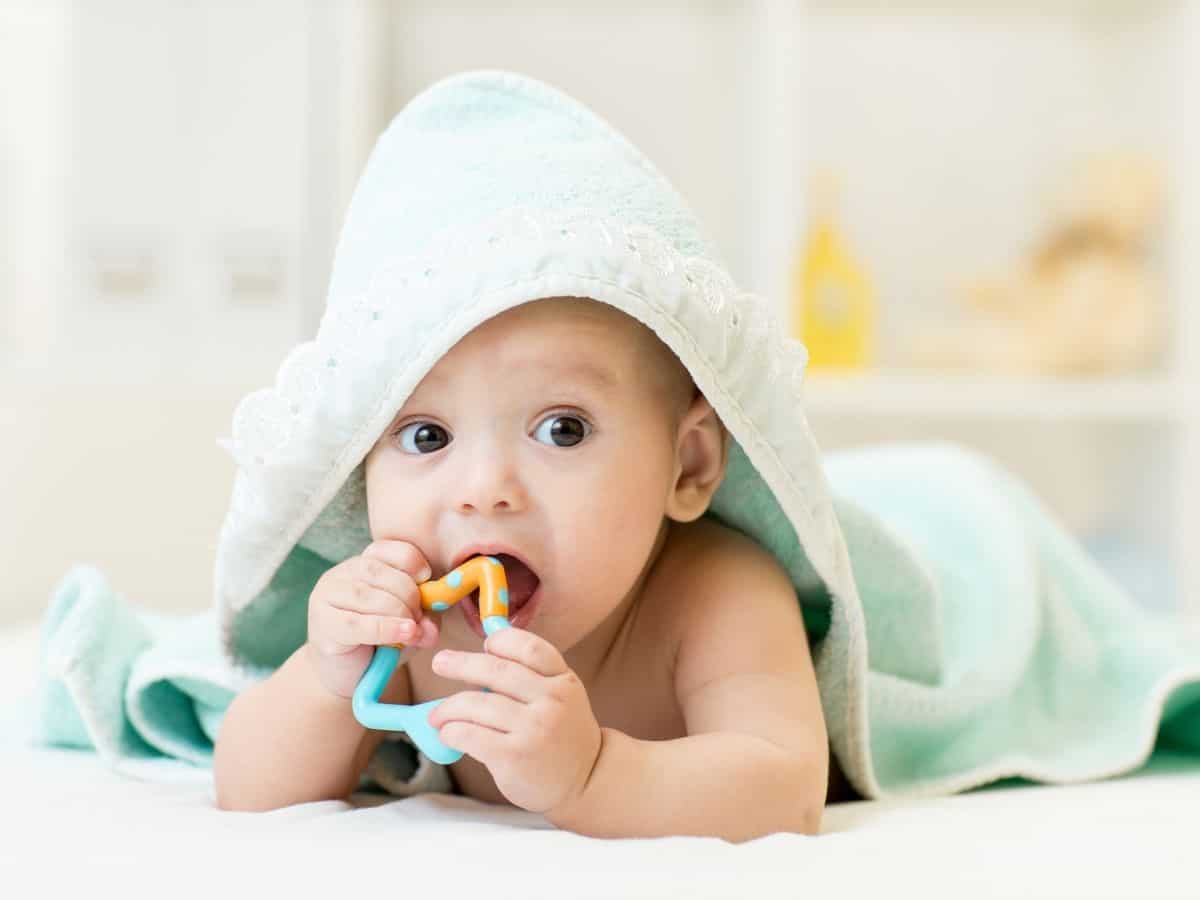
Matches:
[[533, 414, 589, 448], [397, 422, 451, 454]]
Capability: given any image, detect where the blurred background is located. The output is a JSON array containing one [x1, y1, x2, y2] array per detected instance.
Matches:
[[1, 0, 1197, 627]]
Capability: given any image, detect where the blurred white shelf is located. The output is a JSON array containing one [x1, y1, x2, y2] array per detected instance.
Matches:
[[802, 371, 1182, 422], [808, 0, 1171, 16], [0, 352, 284, 390]]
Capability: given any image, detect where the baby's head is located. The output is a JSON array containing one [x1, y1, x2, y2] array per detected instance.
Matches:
[[364, 296, 728, 652]]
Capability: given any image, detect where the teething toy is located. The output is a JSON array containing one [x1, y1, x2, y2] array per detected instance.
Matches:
[[351, 555, 511, 764]]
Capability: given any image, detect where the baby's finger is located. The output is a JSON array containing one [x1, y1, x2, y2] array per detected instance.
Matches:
[[483, 626, 568, 677], [361, 540, 433, 582], [331, 579, 422, 621], [317, 606, 417, 651], [427, 689, 521, 733], [400, 613, 440, 649], [438, 721, 506, 766], [431, 649, 542, 703]]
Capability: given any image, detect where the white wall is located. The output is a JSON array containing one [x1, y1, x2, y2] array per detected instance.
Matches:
[[1, 1, 313, 625], [0, 378, 252, 626]]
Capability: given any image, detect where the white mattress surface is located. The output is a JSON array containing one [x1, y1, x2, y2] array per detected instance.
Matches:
[[2, 620, 1195, 897]]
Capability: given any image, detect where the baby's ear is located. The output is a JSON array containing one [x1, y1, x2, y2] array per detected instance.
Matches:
[[665, 393, 728, 523]]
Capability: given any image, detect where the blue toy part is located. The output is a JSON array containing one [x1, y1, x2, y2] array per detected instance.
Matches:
[[351, 554, 512, 764], [352, 646, 464, 764]]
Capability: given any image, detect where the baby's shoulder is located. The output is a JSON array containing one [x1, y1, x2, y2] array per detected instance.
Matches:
[[650, 517, 810, 703], [651, 516, 797, 628]]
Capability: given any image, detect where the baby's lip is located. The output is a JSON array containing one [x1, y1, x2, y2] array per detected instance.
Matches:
[[446, 544, 541, 621], [448, 542, 536, 576]]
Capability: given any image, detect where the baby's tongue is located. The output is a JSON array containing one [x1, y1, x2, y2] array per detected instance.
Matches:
[[494, 554, 538, 610]]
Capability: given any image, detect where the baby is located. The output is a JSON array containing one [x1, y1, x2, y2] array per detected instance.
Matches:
[[214, 295, 832, 841]]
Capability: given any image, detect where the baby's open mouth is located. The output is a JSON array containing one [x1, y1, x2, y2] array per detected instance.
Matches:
[[463, 553, 540, 625]]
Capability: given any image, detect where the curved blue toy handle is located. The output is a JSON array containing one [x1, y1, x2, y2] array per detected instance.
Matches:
[[351, 555, 512, 765], [352, 646, 466, 764]]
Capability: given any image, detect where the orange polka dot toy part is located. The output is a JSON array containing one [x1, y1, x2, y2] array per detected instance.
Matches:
[[351, 555, 510, 764]]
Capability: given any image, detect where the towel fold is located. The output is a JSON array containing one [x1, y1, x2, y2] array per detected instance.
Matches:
[[29, 568, 242, 767], [821, 442, 1200, 796], [22, 565, 450, 796]]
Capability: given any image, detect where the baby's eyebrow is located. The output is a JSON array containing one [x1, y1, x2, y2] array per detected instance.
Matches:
[[540, 360, 619, 391], [406, 358, 619, 411]]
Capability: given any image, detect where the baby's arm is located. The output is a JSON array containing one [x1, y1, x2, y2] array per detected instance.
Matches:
[[213, 646, 402, 811], [547, 539, 829, 842], [215, 539, 434, 811]]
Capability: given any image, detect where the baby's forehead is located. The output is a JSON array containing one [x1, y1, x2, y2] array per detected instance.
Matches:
[[497, 296, 642, 340], [404, 296, 692, 412], [457, 297, 658, 365], [502, 298, 694, 407]]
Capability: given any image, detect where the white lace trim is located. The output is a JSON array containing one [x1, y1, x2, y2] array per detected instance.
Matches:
[[216, 206, 809, 474]]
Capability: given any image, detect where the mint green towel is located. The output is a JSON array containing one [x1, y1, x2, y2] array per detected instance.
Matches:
[[821, 442, 1200, 796], [25, 564, 243, 768]]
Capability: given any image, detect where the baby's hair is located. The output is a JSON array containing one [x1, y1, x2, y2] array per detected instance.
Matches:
[[641, 330, 698, 415], [632, 318, 728, 440]]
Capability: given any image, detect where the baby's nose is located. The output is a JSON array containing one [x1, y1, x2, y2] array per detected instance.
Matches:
[[458, 495, 512, 513], [454, 459, 528, 515]]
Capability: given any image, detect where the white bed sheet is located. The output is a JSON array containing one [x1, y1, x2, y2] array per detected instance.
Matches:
[[2, 619, 1195, 898]]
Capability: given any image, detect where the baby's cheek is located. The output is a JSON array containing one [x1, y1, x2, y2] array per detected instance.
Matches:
[[365, 471, 437, 539], [578, 485, 663, 580]]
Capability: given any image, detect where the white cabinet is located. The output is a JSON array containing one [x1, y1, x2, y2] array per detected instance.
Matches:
[[3, 0, 315, 386]]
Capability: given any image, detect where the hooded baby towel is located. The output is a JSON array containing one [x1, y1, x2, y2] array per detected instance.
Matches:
[[24, 70, 1200, 803], [212, 67, 866, 785]]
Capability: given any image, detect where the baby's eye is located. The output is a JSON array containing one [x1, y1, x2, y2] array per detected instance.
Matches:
[[533, 414, 590, 448], [396, 422, 452, 454]]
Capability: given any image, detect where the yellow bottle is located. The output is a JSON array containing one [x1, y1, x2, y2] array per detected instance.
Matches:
[[792, 171, 875, 370]]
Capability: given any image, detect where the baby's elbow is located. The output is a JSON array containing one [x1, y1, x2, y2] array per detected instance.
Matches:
[[211, 736, 285, 812], [730, 753, 826, 842], [213, 776, 254, 812], [775, 755, 827, 838], [212, 755, 268, 812], [766, 782, 823, 839], [212, 773, 302, 813], [792, 795, 824, 837], [212, 740, 357, 812], [213, 784, 259, 813]]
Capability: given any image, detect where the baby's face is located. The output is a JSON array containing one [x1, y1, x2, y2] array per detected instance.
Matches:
[[364, 297, 690, 653]]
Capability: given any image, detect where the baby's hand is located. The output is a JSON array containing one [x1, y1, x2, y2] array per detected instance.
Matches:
[[428, 628, 602, 815], [305, 540, 438, 699]]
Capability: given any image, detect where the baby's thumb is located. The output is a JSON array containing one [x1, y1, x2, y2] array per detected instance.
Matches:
[[413, 614, 440, 648]]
